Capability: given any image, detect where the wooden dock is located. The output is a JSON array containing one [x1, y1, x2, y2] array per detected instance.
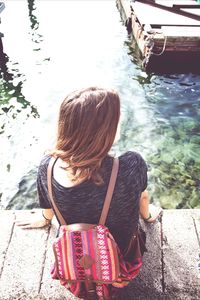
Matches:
[[116, 0, 200, 73], [0, 209, 200, 299]]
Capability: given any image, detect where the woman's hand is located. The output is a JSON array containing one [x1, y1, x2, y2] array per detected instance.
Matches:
[[16, 218, 50, 229], [139, 190, 162, 223], [16, 209, 54, 229]]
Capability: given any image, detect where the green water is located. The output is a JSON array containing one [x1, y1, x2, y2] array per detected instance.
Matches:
[[0, 0, 200, 209], [116, 73, 200, 209]]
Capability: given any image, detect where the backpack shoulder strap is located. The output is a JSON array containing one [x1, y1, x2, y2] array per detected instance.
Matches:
[[47, 156, 66, 225], [99, 157, 119, 225], [47, 156, 119, 226]]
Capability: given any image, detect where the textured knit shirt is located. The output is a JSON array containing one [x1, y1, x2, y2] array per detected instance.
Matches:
[[37, 151, 147, 253]]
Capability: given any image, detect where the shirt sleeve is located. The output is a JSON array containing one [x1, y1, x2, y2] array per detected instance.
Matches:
[[123, 151, 148, 192], [138, 154, 148, 192], [37, 156, 52, 209]]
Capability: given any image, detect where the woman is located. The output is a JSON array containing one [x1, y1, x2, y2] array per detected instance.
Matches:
[[17, 87, 162, 299]]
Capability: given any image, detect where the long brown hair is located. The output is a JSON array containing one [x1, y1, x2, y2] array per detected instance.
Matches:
[[52, 87, 120, 185]]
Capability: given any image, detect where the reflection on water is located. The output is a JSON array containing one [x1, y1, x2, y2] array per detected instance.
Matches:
[[0, 47, 40, 209], [0, 51, 39, 132], [0, 0, 200, 209], [0, 0, 42, 136], [27, 0, 43, 49]]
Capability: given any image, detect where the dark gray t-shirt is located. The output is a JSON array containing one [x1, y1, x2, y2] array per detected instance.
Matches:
[[37, 151, 147, 253]]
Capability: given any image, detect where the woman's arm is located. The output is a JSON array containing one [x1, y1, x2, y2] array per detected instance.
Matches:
[[16, 208, 54, 229], [139, 190, 162, 223], [139, 190, 150, 220]]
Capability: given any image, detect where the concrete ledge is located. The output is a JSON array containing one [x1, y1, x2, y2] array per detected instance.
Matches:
[[0, 209, 199, 299]]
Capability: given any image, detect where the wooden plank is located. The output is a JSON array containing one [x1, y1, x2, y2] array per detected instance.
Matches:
[[116, 220, 163, 299], [192, 209, 200, 248], [131, 2, 200, 25], [0, 210, 49, 299], [0, 210, 15, 278], [156, 0, 200, 7], [182, 8, 200, 15], [162, 210, 200, 299], [139, 220, 163, 294], [151, 24, 200, 27], [173, 5, 200, 9], [118, 0, 132, 18], [39, 219, 77, 299], [157, 0, 197, 4], [153, 37, 200, 50], [161, 26, 200, 36]]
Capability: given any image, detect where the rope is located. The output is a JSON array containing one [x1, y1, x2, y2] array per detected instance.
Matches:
[[151, 34, 167, 56], [142, 32, 167, 68]]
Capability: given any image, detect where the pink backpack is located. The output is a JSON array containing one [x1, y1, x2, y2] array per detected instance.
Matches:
[[47, 157, 146, 300]]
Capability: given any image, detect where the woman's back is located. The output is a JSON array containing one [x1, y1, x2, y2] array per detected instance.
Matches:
[[37, 151, 147, 253]]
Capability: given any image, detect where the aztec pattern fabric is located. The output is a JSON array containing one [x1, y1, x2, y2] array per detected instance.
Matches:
[[51, 225, 144, 300], [51, 224, 120, 283], [60, 255, 142, 300]]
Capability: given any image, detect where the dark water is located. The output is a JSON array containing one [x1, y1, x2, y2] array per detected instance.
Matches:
[[0, 0, 200, 209]]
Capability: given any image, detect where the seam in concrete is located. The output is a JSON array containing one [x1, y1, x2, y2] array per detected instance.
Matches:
[[160, 214, 166, 294], [38, 225, 52, 294], [0, 212, 16, 279], [192, 216, 200, 248]]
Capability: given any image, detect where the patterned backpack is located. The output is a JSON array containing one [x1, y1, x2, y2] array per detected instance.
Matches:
[[47, 157, 146, 300]]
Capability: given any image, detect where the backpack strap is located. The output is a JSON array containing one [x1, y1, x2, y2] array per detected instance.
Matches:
[[99, 157, 119, 225], [47, 156, 66, 225], [47, 156, 119, 226]]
